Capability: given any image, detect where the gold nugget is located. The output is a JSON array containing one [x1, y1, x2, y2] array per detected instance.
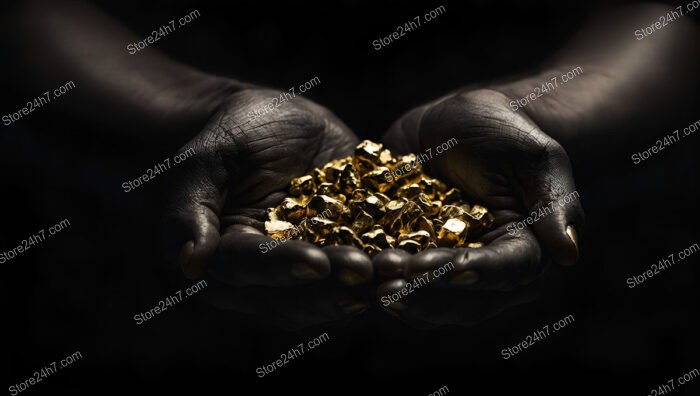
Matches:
[[264, 140, 493, 255]]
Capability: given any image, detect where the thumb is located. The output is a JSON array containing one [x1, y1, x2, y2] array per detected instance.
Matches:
[[164, 151, 227, 279], [522, 142, 584, 266]]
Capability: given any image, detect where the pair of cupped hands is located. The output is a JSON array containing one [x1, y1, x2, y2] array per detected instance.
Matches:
[[165, 86, 584, 330]]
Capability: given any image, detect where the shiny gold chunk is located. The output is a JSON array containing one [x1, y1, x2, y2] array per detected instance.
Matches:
[[397, 183, 422, 199], [379, 148, 394, 165], [415, 216, 436, 238], [398, 230, 431, 249], [439, 205, 466, 221], [361, 228, 395, 249], [361, 166, 393, 193], [307, 195, 344, 220], [280, 197, 306, 223], [437, 218, 468, 248], [329, 226, 364, 248], [306, 216, 336, 241], [312, 168, 326, 184], [389, 200, 422, 234], [390, 154, 422, 184], [351, 189, 369, 201], [317, 182, 339, 196], [428, 200, 442, 217], [339, 163, 361, 195], [289, 175, 315, 196], [336, 193, 348, 204], [265, 219, 297, 240], [355, 140, 383, 161], [401, 201, 423, 225], [395, 154, 421, 172], [414, 193, 433, 214], [398, 239, 422, 253], [349, 195, 385, 218], [383, 198, 407, 229], [470, 204, 495, 228], [351, 211, 374, 235], [266, 207, 281, 222], [385, 199, 407, 214], [354, 140, 384, 174], [375, 192, 391, 204], [324, 165, 343, 183], [264, 140, 493, 253], [418, 178, 437, 199]]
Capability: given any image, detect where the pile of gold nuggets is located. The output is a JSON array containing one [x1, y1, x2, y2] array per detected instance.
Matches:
[[264, 140, 494, 256]]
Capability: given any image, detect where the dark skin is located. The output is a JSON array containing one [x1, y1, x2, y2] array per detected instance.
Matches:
[[5, 0, 375, 329], [374, 89, 581, 328], [5, 1, 698, 329], [373, 3, 699, 327], [165, 89, 375, 329]]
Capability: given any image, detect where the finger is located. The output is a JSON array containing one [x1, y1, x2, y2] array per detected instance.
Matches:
[[405, 226, 544, 291], [521, 142, 584, 266], [373, 248, 412, 280], [322, 245, 373, 286], [402, 248, 455, 281], [209, 225, 331, 287], [377, 278, 409, 314], [165, 151, 227, 279]]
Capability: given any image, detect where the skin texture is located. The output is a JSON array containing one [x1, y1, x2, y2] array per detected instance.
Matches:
[[164, 88, 374, 329], [370, 3, 699, 328], [375, 89, 584, 327], [5, 1, 698, 329]]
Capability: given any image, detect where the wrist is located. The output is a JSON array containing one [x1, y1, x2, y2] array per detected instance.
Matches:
[[488, 66, 595, 146], [488, 63, 635, 164], [147, 73, 251, 153]]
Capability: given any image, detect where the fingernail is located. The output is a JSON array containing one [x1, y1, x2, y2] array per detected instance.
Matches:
[[566, 225, 578, 249], [563, 225, 579, 266], [290, 262, 324, 280], [179, 241, 199, 279], [338, 269, 366, 286], [338, 300, 369, 315], [449, 270, 479, 286]]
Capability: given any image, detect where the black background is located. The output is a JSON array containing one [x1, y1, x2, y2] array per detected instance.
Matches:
[[2, 0, 699, 394]]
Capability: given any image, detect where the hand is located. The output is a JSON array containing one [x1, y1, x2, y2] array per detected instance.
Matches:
[[165, 87, 373, 329], [375, 88, 584, 327]]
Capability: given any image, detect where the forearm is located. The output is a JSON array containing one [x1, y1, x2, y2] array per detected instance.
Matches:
[[5, 0, 249, 148], [492, 3, 700, 158]]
